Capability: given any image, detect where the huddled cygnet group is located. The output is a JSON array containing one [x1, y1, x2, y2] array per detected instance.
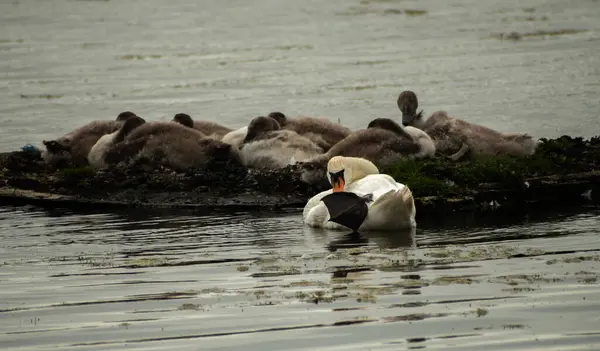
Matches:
[[40, 90, 539, 232]]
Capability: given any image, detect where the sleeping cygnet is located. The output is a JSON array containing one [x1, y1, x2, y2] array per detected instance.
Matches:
[[238, 116, 325, 169]]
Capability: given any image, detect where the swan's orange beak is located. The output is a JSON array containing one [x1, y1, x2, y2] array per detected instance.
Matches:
[[329, 171, 345, 192], [332, 178, 344, 192]]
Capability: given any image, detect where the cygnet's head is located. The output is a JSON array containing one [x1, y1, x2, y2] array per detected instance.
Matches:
[[43, 139, 71, 153], [116, 111, 138, 121], [296, 159, 328, 188], [267, 112, 287, 126], [122, 116, 146, 134], [172, 113, 194, 128], [242, 116, 281, 145], [114, 116, 146, 143], [397, 90, 421, 126], [42, 137, 76, 167], [326, 156, 379, 192], [367, 117, 407, 135]]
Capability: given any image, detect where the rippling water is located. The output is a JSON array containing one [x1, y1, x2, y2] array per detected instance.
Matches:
[[1, 205, 600, 350], [1, 0, 600, 349]]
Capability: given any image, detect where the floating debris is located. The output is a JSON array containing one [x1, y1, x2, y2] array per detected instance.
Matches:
[[491, 29, 587, 41]]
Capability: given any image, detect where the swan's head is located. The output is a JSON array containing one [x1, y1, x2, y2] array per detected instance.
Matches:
[[326, 156, 379, 192], [116, 111, 138, 121], [172, 113, 194, 128], [397, 90, 423, 127], [242, 116, 281, 145], [267, 112, 287, 126]]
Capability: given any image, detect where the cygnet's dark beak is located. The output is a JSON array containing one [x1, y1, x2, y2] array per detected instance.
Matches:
[[241, 131, 256, 146], [43, 140, 69, 153], [401, 113, 413, 126]]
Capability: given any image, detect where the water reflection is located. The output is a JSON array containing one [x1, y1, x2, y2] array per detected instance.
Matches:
[[1, 203, 600, 351], [305, 227, 417, 251], [3, 204, 599, 251]]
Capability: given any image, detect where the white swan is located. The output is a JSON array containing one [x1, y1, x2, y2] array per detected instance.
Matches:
[[303, 156, 416, 231]]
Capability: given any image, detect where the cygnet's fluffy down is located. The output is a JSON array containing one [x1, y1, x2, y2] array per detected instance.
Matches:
[[221, 126, 248, 149], [366, 117, 436, 159], [397, 90, 538, 160], [42, 111, 138, 167], [88, 115, 147, 169], [88, 117, 236, 172], [238, 116, 324, 169], [171, 113, 232, 139], [267, 112, 351, 151], [298, 117, 434, 185]]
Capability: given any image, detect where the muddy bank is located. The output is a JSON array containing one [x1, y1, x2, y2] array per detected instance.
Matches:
[[1, 135, 599, 215], [0, 151, 321, 209]]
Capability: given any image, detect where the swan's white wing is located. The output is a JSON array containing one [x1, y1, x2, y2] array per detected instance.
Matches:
[[348, 174, 415, 231], [347, 174, 405, 200], [303, 189, 335, 228]]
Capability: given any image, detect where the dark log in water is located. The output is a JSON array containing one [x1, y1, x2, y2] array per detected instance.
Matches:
[[1, 135, 599, 216]]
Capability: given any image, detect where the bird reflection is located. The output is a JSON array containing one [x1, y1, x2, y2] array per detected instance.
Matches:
[[304, 226, 416, 252]]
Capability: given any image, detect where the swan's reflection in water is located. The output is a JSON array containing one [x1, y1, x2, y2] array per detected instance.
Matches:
[[303, 226, 416, 251]]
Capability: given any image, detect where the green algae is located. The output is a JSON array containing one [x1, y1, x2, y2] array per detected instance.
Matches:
[[562, 255, 600, 263], [122, 257, 169, 268], [579, 277, 598, 284], [19, 93, 64, 100], [383, 136, 600, 198], [60, 166, 95, 179], [356, 292, 377, 303], [288, 280, 328, 288], [339, 6, 427, 17], [503, 324, 530, 329], [491, 29, 588, 41], [200, 287, 226, 294], [236, 265, 249, 272], [177, 303, 201, 311], [475, 308, 489, 317], [404, 9, 427, 16], [432, 275, 476, 285]]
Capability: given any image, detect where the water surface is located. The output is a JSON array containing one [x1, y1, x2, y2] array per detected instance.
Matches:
[[1, 0, 600, 349], [1, 205, 600, 350]]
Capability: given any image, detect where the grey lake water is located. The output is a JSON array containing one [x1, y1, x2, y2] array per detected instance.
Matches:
[[1, 0, 600, 349]]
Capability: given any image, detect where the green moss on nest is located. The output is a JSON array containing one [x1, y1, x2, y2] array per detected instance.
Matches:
[[383, 136, 600, 197], [60, 166, 96, 187], [60, 166, 95, 178]]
